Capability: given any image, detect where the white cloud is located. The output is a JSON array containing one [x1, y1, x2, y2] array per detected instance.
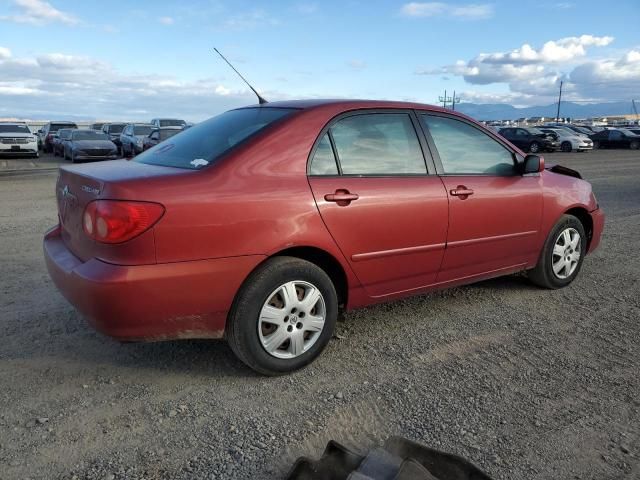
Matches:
[[400, 2, 493, 19], [347, 59, 367, 71], [0, 0, 79, 25], [0, 50, 259, 120], [416, 34, 634, 104], [223, 9, 279, 30], [0, 47, 11, 59], [158, 16, 174, 25]]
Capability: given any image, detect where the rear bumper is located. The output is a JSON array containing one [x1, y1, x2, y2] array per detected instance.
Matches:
[[43, 225, 265, 341], [588, 208, 604, 253]]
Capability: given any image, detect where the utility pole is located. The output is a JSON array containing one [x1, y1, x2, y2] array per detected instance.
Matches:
[[556, 80, 563, 122], [451, 91, 460, 111], [438, 89, 451, 109]]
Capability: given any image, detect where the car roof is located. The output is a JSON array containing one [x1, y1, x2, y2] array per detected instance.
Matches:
[[233, 98, 475, 119]]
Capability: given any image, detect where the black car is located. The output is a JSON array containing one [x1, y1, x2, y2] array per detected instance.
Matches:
[[498, 127, 559, 153], [39, 121, 78, 153], [590, 129, 640, 150], [63, 130, 119, 163], [101, 123, 127, 153], [142, 127, 181, 151]]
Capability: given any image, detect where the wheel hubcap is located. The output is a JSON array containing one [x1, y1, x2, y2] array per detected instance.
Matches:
[[552, 227, 581, 279], [258, 281, 326, 359]]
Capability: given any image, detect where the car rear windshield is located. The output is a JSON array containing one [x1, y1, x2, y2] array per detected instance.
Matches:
[[51, 123, 78, 132], [108, 124, 125, 133], [159, 119, 185, 127], [133, 126, 154, 135], [72, 131, 109, 140], [0, 124, 31, 134], [133, 107, 297, 170]]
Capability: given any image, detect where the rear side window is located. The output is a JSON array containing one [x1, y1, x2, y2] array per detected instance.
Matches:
[[309, 134, 339, 175], [421, 115, 515, 175], [134, 107, 297, 170], [328, 113, 426, 175]]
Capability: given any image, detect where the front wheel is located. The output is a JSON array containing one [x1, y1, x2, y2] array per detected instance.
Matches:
[[226, 257, 338, 375], [630, 141, 639, 150], [561, 141, 572, 153], [529, 141, 540, 153], [593, 141, 601, 149], [528, 215, 587, 289]]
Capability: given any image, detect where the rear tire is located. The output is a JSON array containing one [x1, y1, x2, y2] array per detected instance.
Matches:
[[226, 256, 338, 376], [593, 141, 600, 149], [561, 141, 572, 152], [528, 215, 587, 289]]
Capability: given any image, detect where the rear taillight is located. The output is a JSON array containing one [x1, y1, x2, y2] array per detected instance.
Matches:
[[82, 200, 165, 244]]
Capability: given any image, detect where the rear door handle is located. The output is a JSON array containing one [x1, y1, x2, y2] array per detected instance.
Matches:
[[450, 186, 474, 197], [324, 190, 359, 204]]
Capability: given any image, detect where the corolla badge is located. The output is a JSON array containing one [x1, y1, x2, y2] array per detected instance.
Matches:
[[81, 185, 100, 195]]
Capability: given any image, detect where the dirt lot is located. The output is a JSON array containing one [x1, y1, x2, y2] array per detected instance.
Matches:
[[1, 150, 638, 479]]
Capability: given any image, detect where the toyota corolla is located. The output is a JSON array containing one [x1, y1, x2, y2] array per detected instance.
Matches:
[[44, 100, 604, 375]]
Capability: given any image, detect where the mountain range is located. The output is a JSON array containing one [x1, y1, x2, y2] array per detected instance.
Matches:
[[455, 101, 638, 121]]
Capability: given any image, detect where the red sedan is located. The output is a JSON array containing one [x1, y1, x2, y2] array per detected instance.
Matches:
[[44, 100, 604, 375]]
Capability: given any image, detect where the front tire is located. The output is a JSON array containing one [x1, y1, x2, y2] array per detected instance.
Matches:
[[561, 141, 572, 153], [528, 215, 587, 289], [529, 141, 540, 153], [226, 256, 338, 375], [630, 141, 639, 150]]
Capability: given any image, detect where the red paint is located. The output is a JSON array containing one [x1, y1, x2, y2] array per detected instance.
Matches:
[[44, 99, 604, 341]]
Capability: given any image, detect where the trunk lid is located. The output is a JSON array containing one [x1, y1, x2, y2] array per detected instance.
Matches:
[[55, 160, 190, 263]]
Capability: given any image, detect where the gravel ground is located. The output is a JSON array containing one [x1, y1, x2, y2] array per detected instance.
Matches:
[[0, 150, 638, 479]]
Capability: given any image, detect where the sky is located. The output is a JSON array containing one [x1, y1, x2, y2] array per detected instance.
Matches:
[[0, 0, 638, 121]]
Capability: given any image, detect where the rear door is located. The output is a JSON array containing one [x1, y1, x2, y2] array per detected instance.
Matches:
[[418, 113, 543, 283], [307, 110, 449, 298]]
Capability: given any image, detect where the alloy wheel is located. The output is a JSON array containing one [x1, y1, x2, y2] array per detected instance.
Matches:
[[552, 227, 581, 279], [257, 280, 326, 359]]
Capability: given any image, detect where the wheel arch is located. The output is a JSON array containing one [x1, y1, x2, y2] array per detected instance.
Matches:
[[271, 246, 349, 309], [564, 206, 594, 249]]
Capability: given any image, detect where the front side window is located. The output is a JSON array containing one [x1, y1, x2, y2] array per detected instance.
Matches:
[[421, 115, 516, 175], [329, 113, 426, 175], [134, 107, 297, 170], [309, 133, 338, 175]]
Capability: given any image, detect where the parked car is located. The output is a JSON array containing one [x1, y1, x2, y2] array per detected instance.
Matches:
[[589, 129, 640, 149], [0, 122, 39, 158], [101, 123, 127, 154], [498, 127, 559, 153], [142, 127, 181, 151], [90, 122, 105, 131], [539, 127, 593, 152], [44, 100, 604, 375], [39, 121, 78, 153], [52, 128, 75, 157], [150, 118, 186, 129], [63, 129, 118, 163], [120, 123, 155, 157]]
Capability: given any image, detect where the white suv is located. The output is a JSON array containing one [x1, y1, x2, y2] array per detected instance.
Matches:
[[540, 127, 593, 152], [150, 118, 186, 129], [0, 123, 39, 158]]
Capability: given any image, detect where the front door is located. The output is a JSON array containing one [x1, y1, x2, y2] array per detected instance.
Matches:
[[418, 113, 543, 283], [307, 111, 449, 298]]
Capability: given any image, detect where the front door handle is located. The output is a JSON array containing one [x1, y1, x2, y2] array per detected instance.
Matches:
[[450, 186, 474, 198], [324, 189, 359, 205]]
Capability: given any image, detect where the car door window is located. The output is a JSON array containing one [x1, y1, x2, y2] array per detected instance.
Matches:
[[309, 133, 339, 175], [421, 115, 516, 175], [609, 130, 622, 140], [329, 113, 426, 175]]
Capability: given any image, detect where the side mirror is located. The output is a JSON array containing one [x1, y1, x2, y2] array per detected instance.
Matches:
[[523, 154, 544, 174]]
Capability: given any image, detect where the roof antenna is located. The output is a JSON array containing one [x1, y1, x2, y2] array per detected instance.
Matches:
[[213, 47, 268, 105]]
